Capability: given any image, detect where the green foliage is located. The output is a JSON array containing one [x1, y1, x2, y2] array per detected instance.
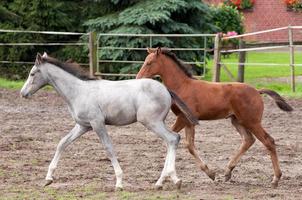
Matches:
[[241, 0, 254, 9], [211, 4, 244, 35], [0, 5, 20, 22], [0, 0, 101, 79], [0, 0, 244, 80], [210, 4, 244, 49], [291, 1, 302, 12], [85, 0, 217, 77]]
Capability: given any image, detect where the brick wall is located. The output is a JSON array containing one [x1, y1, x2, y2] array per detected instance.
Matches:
[[205, 0, 302, 42]]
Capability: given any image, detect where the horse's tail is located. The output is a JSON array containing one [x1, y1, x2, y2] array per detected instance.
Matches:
[[258, 89, 293, 112], [168, 89, 199, 125]]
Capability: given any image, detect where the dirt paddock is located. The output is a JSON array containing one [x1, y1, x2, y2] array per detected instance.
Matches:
[[0, 88, 301, 199]]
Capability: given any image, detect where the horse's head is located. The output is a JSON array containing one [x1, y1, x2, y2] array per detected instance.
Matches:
[[20, 52, 48, 98], [136, 47, 164, 79]]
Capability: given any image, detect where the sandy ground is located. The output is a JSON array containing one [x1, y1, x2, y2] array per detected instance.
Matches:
[[0, 88, 301, 200]]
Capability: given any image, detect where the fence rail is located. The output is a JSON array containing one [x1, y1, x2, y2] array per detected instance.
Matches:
[[0, 29, 86, 35], [0, 29, 89, 67], [1, 27, 301, 92], [94, 32, 214, 78], [0, 42, 87, 46], [97, 33, 216, 37], [213, 25, 302, 92]]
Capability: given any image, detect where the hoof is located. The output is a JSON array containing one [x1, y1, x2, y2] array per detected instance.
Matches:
[[224, 172, 232, 182], [208, 171, 216, 181], [44, 179, 53, 187], [115, 186, 123, 191], [175, 180, 182, 190], [154, 184, 163, 190], [271, 181, 278, 189]]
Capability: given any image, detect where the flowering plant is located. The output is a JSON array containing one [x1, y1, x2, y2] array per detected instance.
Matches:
[[224, 0, 255, 10], [222, 31, 238, 38], [284, 0, 302, 11]]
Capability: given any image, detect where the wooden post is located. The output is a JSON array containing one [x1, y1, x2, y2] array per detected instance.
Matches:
[[212, 33, 222, 82], [89, 32, 99, 77], [288, 26, 295, 92], [237, 39, 246, 82]]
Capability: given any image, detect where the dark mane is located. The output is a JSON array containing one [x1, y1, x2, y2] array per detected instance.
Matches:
[[160, 48, 195, 79], [42, 56, 97, 81]]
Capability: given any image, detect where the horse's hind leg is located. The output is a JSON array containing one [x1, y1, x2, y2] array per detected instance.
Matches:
[[171, 116, 186, 132], [45, 124, 89, 186], [184, 125, 215, 180], [248, 123, 282, 188], [225, 117, 255, 181], [145, 121, 181, 189]]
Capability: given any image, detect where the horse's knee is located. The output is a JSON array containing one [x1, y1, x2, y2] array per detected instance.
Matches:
[[264, 136, 276, 152], [169, 133, 180, 147]]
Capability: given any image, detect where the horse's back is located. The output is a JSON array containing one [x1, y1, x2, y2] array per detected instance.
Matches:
[[87, 79, 171, 125], [186, 80, 263, 120]]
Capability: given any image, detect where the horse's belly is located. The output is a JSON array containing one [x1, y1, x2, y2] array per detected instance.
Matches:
[[198, 107, 232, 120], [105, 109, 137, 126]]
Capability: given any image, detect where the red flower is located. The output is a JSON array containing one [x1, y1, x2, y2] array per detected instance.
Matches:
[[284, 0, 298, 5]]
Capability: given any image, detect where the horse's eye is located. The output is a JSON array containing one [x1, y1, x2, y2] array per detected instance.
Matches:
[[30, 73, 35, 76]]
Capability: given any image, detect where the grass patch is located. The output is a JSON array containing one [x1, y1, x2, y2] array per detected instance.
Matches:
[[206, 52, 302, 82], [254, 82, 302, 98], [0, 78, 24, 89], [204, 51, 302, 97], [0, 77, 53, 90]]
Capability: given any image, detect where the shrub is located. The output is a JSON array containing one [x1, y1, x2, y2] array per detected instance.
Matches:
[[211, 4, 244, 35], [224, 0, 255, 10]]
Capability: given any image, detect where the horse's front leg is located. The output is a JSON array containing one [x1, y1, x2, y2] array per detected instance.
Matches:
[[184, 125, 216, 181], [91, 121, 123, 190], [45, 124, 90, 186]]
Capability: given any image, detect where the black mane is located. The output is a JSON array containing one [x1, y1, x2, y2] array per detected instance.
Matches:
[[42, 56, 96, 81], [160, 48, 195, 79]]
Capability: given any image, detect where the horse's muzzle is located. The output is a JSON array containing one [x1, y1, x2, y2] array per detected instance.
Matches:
[[20, 91, 30, 98]]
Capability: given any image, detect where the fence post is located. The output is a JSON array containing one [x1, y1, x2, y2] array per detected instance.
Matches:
[[89, 32, 99, 77], [212, 33, 222, 82], [237, 39, 246, 82], [288, 26, 295, 92]]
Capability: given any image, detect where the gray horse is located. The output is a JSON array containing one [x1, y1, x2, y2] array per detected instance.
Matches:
[[20, 53, 198, 190]]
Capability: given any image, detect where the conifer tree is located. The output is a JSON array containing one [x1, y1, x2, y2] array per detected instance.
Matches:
[[85, 0, 217, 75]]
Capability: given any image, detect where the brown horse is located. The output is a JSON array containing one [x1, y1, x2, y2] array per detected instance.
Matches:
[[136, 47, 293, 188]]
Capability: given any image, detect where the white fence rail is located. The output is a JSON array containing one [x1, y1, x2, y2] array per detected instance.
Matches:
[[0, 29, 89, 66], [1, 27, 301, 92], [96, 33, 216, 78], [213, 26, 302, 92]]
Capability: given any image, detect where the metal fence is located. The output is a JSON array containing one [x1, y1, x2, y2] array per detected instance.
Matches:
[[93, 33, 216, 78], [212, 26, 302, 92], [1, 27, 301, 93], [0, 29, 89, 66]]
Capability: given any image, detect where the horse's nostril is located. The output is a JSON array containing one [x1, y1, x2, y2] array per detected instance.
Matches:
[[20, 92, 29, 98]]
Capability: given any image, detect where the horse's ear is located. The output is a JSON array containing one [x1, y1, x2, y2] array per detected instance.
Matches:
[[156, 47, 161, 56], [42, 52, 48, 58], [147, 48, 156, 54], [35, 53, 43, 66], [147, 48, 151, 54]]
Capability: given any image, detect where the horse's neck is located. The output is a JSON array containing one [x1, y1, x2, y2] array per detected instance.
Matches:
[[160, 59, 190, 91], [43, 64, 84, 103]]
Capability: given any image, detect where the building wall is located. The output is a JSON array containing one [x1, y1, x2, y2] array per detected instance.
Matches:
[[205, 0, 302, 42]]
